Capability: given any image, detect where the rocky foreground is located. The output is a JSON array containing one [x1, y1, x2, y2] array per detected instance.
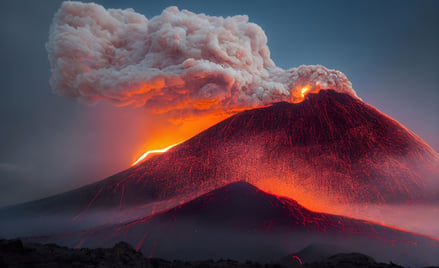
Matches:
[[1, 239, 434, 268]]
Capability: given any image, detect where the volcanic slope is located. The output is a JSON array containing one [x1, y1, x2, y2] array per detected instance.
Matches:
[[3, 90, 438, 215], [34, 182, 439, 267]]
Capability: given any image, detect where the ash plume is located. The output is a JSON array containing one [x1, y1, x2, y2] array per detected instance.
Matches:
[[47, 2, 358, 115]]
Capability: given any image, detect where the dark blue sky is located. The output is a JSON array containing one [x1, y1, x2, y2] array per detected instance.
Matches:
[[0, 0, 438, 206]]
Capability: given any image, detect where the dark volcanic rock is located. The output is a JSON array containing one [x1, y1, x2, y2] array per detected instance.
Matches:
[[279, 243, 348, 264], [0, 239, 149, 268], [0, 239, 419, 268], [304, 253, 404, 268]]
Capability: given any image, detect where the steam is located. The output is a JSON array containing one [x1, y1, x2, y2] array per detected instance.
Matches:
[[47, 2, 358, 115]]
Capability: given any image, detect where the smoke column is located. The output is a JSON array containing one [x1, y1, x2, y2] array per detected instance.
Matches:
[[47, 2, 358, 116]]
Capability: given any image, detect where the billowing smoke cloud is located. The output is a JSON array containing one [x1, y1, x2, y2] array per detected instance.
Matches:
[[47, 2, 358, 115]]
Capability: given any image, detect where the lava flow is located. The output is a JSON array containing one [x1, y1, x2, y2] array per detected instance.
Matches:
[[132, 142, 183, 166]]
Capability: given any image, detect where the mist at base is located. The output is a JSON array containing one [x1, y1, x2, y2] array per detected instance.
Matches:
[[334, 204, 439, 239], [1, 180, 438, 268], [2, 207, 436, 267]]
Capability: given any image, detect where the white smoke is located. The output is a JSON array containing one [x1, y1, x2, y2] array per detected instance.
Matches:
[[47, 2, 358, 115]]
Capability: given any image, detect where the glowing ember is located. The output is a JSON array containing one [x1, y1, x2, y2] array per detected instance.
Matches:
[[132, 142, 182, 166]]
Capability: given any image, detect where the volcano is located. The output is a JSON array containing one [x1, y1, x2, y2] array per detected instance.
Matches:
[[32, 182, 439, 266], [4, 90, 437, 218], [2, 90, 439, 266]]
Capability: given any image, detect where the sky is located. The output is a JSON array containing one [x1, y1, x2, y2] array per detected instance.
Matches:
[[0, 0, 438, 207]]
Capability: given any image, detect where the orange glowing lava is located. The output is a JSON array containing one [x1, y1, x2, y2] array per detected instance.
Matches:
[[130, 112, 231, 167], [300, 86, 310, 98], [132, 142, 182, 166], [291, 85, 312, 103]]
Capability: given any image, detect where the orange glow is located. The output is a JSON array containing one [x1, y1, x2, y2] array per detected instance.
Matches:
[[191, 99, 222, 110], [300, 86, 310, 98], [132, 142, 182, 166], [291, 85, 311, 103], [253, 177, 336, 213], [131, 112, 232, 166]]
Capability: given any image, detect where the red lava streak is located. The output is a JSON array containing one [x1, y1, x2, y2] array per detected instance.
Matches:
[[292, 255, 303, 265]]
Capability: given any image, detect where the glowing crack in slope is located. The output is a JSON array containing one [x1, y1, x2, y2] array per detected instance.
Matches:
[[132, 142, 183, 166]]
